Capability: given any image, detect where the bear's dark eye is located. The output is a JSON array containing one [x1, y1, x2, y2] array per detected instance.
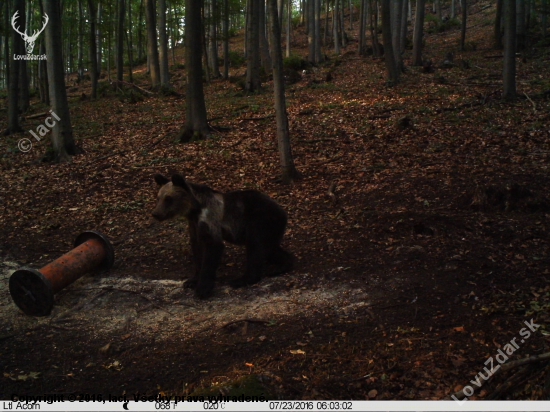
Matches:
[[164, 196, 173, 204]]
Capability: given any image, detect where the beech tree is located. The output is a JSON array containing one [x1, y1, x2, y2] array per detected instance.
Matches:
[[145, 0, 160, 87], [503, 0, 516, 100], [178, 0, 210, 141], [158, 0, 170, 86], [382, 0, 399, 84], [412, 0, 425, 65], [267, 0, 299, 184], [43, 0, 77, 161]]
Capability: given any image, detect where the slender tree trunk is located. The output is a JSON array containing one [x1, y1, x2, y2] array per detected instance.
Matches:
[[223, 0, 230, 79], [358, 0, 366, 55], [246, 0, 261, 92], [259, 0, 272, 72], [138, 0, 144, 61], [97, 3, 102, 76], [39, 36, 49, 104], [6, 0, 24, 135], [16, 0, 29, 113], [307, 0, 315, 62], [333, 0, 341, 54], [267, 0, 298, 184], [4, 0, 10, 91], [88, 0, 98, 98], [503, 0, 516, 100], [314, 0, 322, 62], [460, 0, 467, 50], [127, 0, 134, 82], [145, 0, 161, 87], [179, 0, 210, 142], [158, 0, 171, 85], [451, 0, 456, 18], [286, 0, 291, 57], [117, 0, 125, 82], [494, 0, 503, 49], [208, 0, 221, 77], [412, 0, 425, 65], [78, 0, 84, 79], [400, 0, 408, 58], [516, 0, 526, 50], [43, 0, 77, 161], [370, 0, 381, 57], [382, 0, 398, 84], [392, 0, 403, 70]]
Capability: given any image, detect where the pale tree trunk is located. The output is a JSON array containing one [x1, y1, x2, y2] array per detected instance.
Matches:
[[494, 0, 503, 49], [516, 0, 526, 50], [223, 0, 230, 79], [145, 0, 161, 87], [43, 0, 77, 161], [460, 0, 467, 50], [97, 3, 102, 76], [138, 0, 144, 61], [158, 0, 171, 85], [259, 0, 272, 72], [246, 0, 261, 92], [503, 0, 516, 100], [412, 0, 425, 65], [382, 0, 399, 84], [267, 0, 298, 184], [88, 0, 98, 98], [451, 0, 456, 18], [117, 0, 125, 82], [179, 0, 210, 141]]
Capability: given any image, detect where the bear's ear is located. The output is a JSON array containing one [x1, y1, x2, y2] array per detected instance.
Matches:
[[172, 174, 192, 193], [154, 174, 170, 186]]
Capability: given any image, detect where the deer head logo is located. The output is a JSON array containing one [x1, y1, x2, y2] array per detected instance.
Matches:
[[12, 11, 49, 54]]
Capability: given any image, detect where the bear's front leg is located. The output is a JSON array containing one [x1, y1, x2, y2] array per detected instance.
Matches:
[[184, 221, 201, 290], [195, 222, 224, 299]]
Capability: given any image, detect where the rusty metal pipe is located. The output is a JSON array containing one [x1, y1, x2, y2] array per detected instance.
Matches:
[[9, 230, 115, 316]]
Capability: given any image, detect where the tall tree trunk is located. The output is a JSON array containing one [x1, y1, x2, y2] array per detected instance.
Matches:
[[88, 0, 98, 98], [178, 0, 210, 141], [307, 0, 315, 62], [4, 0, 10, 91], [503, 0, 516, 100], [516, 0, 526, 50], [451, 0, 456, 18], [370, 0, 381, 57], [286, 0, 291, 57], [382, 0, 399, 84], [39, 37, 49, 104], [16, 0, 29, 113], [412, 0, 425, 65], [127, 0, 134, 82], [245, 0, 261, 92], [78, 0, 84, 79], [358, 0, 366, 55], [138, 0, 144, 61], [97, 2, 102, 76], [158, 0, 171, 85], [494, 0, 503, 49], [460, 0, 467, 50], [6, 0, 24, 135], [400, 0, 408, 59], [207, 0, 221, 77], [392, 0, 404, 70], [267, 0, 298, 184], [117, 0, 125, 82], [314, 0, 322, 62], [145, 0, 161, 87], [333, 0, 341, 54], [259, 0, 272, 72], [223, 0, 230, 79], [43, 0, 77, 161]]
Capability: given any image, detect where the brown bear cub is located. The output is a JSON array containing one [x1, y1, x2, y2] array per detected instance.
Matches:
[[152, 174, 294, 299]]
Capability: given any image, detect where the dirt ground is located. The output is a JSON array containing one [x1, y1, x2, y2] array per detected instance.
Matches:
[[1, 3, 550, 401]]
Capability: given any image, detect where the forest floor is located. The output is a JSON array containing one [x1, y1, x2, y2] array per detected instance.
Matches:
[[1, 3, 550, 401]]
